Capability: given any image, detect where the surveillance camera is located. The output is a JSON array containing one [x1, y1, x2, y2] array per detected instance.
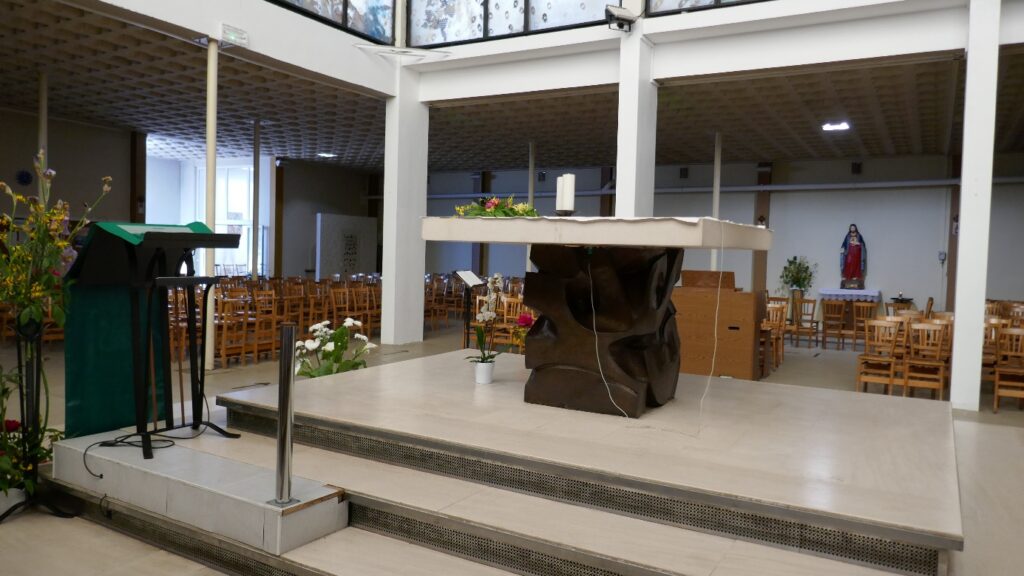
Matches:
[[605, 5, 637, 31]]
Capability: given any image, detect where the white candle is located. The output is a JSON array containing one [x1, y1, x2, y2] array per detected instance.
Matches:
[[556, 173, 575, 214]]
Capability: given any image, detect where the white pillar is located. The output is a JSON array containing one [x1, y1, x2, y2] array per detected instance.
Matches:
[[252, 118, 261, 279], [710, 132, 722, 271], [38, 71, 47, 154], [950, 0, 1000, 411], [381, 65, 428, 345], [205, 38, 219, 369], [614, 22, 656, 217]]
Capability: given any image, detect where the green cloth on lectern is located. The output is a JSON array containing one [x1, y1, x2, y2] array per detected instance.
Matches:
[[94, 221, 213, 246]]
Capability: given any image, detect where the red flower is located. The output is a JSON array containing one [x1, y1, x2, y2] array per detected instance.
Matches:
[[484, 198, 500, 210], [517, 313, 535, 328], [4, 419, 20, 433]]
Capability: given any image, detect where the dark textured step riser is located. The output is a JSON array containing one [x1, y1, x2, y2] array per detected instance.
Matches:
[[223, 403, 945, 576]]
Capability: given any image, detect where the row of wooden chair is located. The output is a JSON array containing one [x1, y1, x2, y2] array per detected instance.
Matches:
[[857, 316, 956, 400]]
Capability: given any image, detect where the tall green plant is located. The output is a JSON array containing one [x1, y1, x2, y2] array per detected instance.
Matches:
[[779, 256, 817, 293]]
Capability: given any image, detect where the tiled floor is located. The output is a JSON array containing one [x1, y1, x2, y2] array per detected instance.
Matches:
[[3, 330, 1024, 575]]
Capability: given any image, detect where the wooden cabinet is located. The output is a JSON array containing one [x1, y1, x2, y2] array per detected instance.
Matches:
[[673, 283, 765, 381]]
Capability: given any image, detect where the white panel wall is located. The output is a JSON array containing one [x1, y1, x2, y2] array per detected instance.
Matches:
[[0, 110, 131, 221], [146, 157, 182, 225], [767, 187, 951, 307], [281, 161, 368, 277], [987, 184, 1024, 300], [654, 192, 757, 290]]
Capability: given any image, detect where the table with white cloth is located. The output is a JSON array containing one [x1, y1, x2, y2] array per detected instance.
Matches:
[[818, 288, 881, 302]]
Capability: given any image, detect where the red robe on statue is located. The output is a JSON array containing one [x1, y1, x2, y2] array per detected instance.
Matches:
[[843, 240, 863, 280]]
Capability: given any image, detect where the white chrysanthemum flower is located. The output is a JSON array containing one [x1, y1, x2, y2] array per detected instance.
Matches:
[[364, 341, 377, 350], [343, 317, 362, 328], [304, 339, 319, 351], [353, 333, 369, 342], [323, 341, 335, 352], [295, 341, 305, 349]]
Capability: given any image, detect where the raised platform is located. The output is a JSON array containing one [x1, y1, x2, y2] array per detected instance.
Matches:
[[218, 350, 963, 575], [52, 430, 348, 555]]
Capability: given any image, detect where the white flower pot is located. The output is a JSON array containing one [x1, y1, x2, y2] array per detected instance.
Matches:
[[0, 487, 26, 514], [475, 361, 495, 384]]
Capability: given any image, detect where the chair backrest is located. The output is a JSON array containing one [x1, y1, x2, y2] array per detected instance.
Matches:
[[766, 304, 786, 328], [924, 296, 935, 318], [853, 301, 877, 322], [909, 323, 945, 360], [932, 311, 954, 321], [997, 328, 1024, 365], [798, 298, 816, 321], [1008, 306, 1024, 328], [885, 301, 913, 316], [822, 300, 845, 319], [864, 320, 899, 356], [252, 290, 276, 315], [985, 301, 1000, 316], [896, 309, 923, 318]]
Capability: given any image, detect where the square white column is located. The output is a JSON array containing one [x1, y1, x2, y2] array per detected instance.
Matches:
[[950, 0, 1001, 411], [614, 21, 657, 218], [381, 66, 428, 345]]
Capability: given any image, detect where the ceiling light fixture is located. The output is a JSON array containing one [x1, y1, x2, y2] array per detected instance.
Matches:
[[317, 152, 338, 159], [822, 122, 850, 132]]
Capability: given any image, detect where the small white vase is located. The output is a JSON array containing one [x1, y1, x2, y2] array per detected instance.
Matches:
[[475, 361, 495, 384], [0, 487, 27, 515]]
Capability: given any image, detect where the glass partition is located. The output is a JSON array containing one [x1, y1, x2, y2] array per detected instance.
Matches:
[[410, 0, 618, 47], [268, 0, 394, 44], [648, 0, 770, 16]]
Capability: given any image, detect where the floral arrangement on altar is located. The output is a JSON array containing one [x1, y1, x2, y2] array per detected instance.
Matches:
[[454, 196, 539, 218], [467, 273, 504, 364], [295, 319, 377, 378], [779, 255, 817, 293]]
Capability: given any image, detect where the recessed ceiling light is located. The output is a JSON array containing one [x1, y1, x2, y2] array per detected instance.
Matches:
[[317, 152, 338, 158], [822, 122, 850, 132]]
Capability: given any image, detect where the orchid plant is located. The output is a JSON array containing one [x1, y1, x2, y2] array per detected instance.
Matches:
[[294, 319, 376, 378], [467, 273, 503, 364]]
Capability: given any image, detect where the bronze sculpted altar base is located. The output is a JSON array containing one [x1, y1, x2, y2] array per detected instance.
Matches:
[[523, 244, 685, 418]]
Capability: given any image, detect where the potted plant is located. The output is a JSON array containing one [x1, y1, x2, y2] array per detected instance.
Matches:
[[779, 256, 817, 298], [294, 318, 376, 378], [0, 151, 107, 521], [467, 273, 503, 383]]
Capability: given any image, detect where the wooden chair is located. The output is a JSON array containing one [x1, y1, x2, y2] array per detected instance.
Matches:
[[931, 311, 954, 321], [1008, 306, 1024, 328], [857, 320, 900, 394], [251, 290, 280, 361], [982, 318, 1010, 384], [852, 302, 877, 351], [821, 300, 847, 350], [903, 323, 948, 400], [215, 293, 251, 367], [885, 301, 913, 316], [350, 285, 376, 338], [762, 303, 787, 369], [993, 327, 1024, 412], [790, 298, 819, 348], [923, 296, 935, 318], [492, 296, 524, 351], [896, 309, 924, 319], [328, 287, 353, 329]]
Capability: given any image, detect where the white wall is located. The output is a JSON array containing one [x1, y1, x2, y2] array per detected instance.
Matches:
[[146, 156, 181, 224], [281, 160, 368, 277], [768, 187, 951, 307], [0, 110, 130, 221], [987, 184, 1024, 300]]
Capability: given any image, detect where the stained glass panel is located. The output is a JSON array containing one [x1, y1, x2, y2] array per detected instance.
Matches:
[[528, 0, 605, 31], [348, 0, 394, 42], [284, 0, 346, 24], [410, 0, 485, 46], [488, 0, 525, 37]]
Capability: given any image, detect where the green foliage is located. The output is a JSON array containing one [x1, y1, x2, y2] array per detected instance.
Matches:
[[466, 325, 500, 364], [0, 364, 62, 496], [0, 150, 110, 327], [295, 319, 375, 378], [779, 256, 817, 293], [454, 196, 539, 218]]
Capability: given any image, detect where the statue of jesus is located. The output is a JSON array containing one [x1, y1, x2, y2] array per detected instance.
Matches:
[[840, 224, 866, 289]]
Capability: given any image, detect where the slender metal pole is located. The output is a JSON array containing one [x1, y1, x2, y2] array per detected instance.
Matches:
[[204, 38, 219, 371], [252, 118, 260, 279], [273, 322, 297, 505], [526, 141, 535, 273], [710, 131, 722, 271]]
